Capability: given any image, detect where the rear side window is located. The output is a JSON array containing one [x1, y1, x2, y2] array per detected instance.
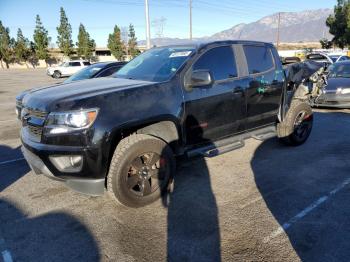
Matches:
[[244, 45, 274, 74], [70, 62, 82, 67], [193, 46, 237, 81], [83, 62, 91, 65]]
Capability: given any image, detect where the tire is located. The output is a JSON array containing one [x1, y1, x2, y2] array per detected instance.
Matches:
[[107, 134, 175, 208], [277, 101, 313, 146], [53, 71, 61, 79]]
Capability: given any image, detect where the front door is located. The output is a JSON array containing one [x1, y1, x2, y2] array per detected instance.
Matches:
[[182, 45, 246, 146]]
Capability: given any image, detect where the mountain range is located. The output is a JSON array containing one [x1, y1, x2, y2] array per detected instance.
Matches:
[[139, 8, 333, 46]]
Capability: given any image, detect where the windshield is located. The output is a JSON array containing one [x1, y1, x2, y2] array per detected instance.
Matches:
[[115, 46, 196, 82], [328, 63, 350, 78], [64, 64, 105, 83]]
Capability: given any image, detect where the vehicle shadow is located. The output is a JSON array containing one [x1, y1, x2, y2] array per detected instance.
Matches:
[[252, 111, 350, 261], [0, 197, 100, 261], [161, 117, 221, 261], [0, 145, 29, 192], [161, 155, 221, 261]]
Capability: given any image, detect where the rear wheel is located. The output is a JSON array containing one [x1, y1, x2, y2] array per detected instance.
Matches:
[[107, 134, 175, 208], [53, 71, 61, 79], [277, 101, 313, 146]]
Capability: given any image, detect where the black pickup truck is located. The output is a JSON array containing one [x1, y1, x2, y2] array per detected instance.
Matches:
[[20, 41, 321, 207]]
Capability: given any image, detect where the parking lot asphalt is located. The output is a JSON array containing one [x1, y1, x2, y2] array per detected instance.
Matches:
[[1, 69, 350, 262]]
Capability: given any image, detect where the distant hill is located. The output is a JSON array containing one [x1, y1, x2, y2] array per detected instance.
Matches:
[[210, 9, 333, 42], [139, 9, 333, 46]]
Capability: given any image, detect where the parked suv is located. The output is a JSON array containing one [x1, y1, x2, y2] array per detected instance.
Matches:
[[46, 60, 91, 78], [20, 41, 320, 207]]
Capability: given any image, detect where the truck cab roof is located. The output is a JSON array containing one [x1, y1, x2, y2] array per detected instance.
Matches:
[[159, 40, 274, 51]]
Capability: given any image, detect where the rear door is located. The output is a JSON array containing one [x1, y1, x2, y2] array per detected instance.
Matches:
[[243, 44, 284, 129], [182, 45, 246, 145]]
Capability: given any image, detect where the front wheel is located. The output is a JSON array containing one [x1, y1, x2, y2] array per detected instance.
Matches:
[[277, 101, 313, 146], [52, 71, 61, 79], [107, 134, 175, 208]]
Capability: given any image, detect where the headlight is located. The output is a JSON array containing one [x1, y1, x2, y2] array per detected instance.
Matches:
[[340, 88, 350, 95], [45, 108, 98, 134]]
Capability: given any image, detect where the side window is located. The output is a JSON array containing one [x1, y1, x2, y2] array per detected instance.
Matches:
[[244, 45, 274, 74], [83, 62, 91, 66], [193, 46, 237, 81], [97, 66, 121, 77], [69, 62, 81, 67]]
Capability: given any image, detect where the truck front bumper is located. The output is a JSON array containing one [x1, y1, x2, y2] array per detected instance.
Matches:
[[21, 139, 105, 196]]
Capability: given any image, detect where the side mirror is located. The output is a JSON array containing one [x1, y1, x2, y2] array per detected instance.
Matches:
[[188, 70, 213, 88]]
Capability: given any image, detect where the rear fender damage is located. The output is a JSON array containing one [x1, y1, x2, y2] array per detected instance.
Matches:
[[281, 60, 325, 119]]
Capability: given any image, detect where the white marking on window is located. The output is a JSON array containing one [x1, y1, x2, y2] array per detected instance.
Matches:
[[0, 238, 13, 262], [2, 250, 13, 262], [169, 51, 192, 58]]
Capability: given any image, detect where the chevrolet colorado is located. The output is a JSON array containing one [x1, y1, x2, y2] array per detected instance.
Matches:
[[19, 41, 322, 207]]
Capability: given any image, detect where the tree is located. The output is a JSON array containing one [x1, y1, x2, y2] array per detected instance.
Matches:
[[0, 21, 13, 68], [320, 38, 333, 49], [76, 23, 96, 60], [14, 28, 31, 65], [128, 24, 140, 58], [107, 25, 125, 61], [33, 15, 50, 60], [326, 0, 350, 48], [28, 41, 39, 67], [56, 7, 73, 57]]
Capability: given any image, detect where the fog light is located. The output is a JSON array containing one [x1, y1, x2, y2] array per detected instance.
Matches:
[[49, 155, 83, 173]]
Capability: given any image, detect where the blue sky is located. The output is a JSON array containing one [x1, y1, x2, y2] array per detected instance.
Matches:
[[0, 0, 335, 47]]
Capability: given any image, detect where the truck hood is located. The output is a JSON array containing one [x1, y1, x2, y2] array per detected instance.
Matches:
[[22, 77, 153, 112]]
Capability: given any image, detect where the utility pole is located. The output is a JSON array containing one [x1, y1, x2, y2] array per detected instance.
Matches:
[[276, 12, 281, 50], [145, 0, 151, 49], [189, 0, 192, 40]]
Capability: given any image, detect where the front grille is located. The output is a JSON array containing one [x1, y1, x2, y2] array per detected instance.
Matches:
[[27, 108, 48, 119], [16, 99, 23, 107], [28, 125, 43, 138], [22, 107, 48, 142]]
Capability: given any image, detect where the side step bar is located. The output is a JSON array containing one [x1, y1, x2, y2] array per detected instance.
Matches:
[[202, 140, 245, 158], [187, 137, 245, 158], [251, 126, 277, 141], [186, 125, 277, 158]]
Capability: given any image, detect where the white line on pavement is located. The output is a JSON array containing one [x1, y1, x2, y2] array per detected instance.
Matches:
[[0, 158, 24, 165], [263, 177, 350, 243]]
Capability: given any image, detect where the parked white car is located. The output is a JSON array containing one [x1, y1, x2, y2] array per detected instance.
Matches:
[[47, 60, 91, 78]]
